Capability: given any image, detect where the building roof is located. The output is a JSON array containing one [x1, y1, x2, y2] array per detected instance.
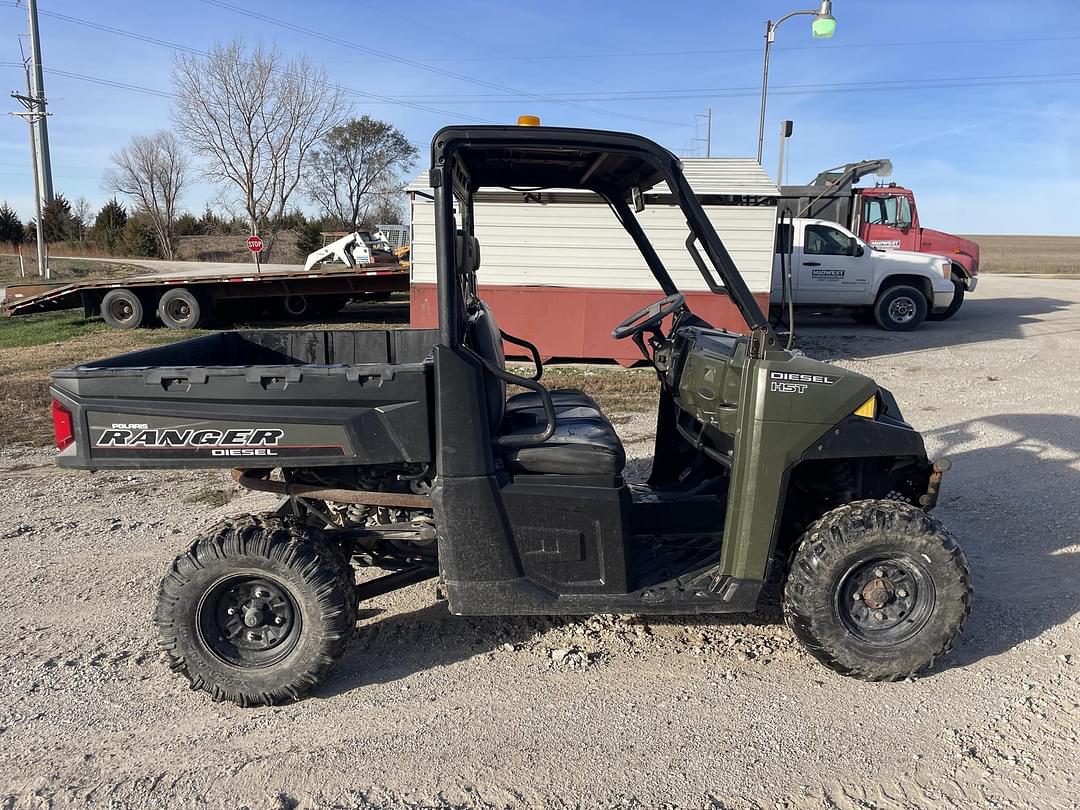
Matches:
[[405, 157, 778, 198]]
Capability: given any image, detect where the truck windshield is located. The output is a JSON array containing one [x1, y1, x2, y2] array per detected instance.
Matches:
[[863, 195, 912, 229]]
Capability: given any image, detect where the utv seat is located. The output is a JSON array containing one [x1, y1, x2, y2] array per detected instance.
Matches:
[[458, 234, 624, 477]]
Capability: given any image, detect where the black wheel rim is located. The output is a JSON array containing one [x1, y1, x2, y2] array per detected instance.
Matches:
[[197, 574, 301, 667], [165, 297, 193, 324], [109, 297, 137, 324], [835, 556, 935, 645]]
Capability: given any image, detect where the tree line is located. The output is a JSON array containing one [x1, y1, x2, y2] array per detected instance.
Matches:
[[1, 38, 418, 260], [0, 197, 348, 259]]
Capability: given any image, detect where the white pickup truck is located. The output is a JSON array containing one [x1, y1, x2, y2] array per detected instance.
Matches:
[[772, 218, 965, 331]]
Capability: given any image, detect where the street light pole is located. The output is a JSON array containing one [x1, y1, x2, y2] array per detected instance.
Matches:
[[755, 0, 836, 164]]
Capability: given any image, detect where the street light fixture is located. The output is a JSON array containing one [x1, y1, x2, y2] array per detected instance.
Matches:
[[756, 1, 836, 163]]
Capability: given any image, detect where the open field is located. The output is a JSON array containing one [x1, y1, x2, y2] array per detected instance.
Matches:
[[0, 275, 1078, 806], [966, 234, 1080, 275]]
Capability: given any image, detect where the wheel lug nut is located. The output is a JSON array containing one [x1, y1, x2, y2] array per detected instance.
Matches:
[[874, 611, 885, 621], [897, 589, 908, 598], [853, 592, 863, 601], [874, 568, 885, 578], [247, 632, 259, 642], [226, 607, 236, 615], [274, 616, 284, 625]]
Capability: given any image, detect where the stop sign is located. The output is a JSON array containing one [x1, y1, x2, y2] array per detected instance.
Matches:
[[246, 235, 264, 253]]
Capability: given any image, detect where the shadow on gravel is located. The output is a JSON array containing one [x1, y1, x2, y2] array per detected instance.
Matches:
[[924, 413, 1080, 674], [791, 296, 1073, 361], [318, 603, 778, 696]]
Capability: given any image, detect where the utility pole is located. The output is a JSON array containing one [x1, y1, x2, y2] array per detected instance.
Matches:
[[776, 120, 794, 186], [25, 0, 54, 206], [693, 108, 713, 158], [705, 107, 712, 158], [10, 52, 49, 278]]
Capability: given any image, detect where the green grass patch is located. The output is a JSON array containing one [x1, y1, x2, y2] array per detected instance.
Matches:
[[0, 310, 110, 350]]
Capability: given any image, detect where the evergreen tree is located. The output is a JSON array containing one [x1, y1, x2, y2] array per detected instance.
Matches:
[[41, 193, 76, 242], [93, 199, 128, 254], [0, 203, 23, 245]]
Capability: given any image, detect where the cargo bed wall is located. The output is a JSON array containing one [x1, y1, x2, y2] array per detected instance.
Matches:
[[50, 329, 439, 471]]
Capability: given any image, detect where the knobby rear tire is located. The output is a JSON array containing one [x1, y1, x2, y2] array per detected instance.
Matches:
[[156, 514, 357, 706]]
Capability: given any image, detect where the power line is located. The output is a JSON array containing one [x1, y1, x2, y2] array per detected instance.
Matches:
[[0, 60, 175, 98], [197, 0, 691, 129], [0, 4, 495, 122], [386, 71, 1080, 103], [396, 34, 1080, 63]]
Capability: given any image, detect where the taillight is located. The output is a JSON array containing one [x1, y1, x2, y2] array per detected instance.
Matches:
[[51, 399, 74, 451]]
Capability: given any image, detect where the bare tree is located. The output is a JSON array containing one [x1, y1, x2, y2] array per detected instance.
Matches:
[[72, 196, 92, 241], [304, 116, 418, 231], [171, 39, 345, 246], [105, 131, 188, 259]]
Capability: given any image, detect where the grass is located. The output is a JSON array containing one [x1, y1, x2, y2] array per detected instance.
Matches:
[[965, 234, 1080, 275], [0, 311, 111, 350]]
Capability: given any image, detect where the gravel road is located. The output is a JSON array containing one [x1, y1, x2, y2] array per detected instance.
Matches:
[[1, 275, 1078, 808]]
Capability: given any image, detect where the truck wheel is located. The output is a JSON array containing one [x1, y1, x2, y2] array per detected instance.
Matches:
[[158, 288, 210, 330], [927, 279, 965, 322], [100, 288, 147, 329], [783, 499, 972, 682], [874, 285, 927, 331], [280, 295, 311, 319], [156, 514, 357, 706]]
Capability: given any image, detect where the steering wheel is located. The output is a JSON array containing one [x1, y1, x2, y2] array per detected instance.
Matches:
[[611, 293, 686, 340]]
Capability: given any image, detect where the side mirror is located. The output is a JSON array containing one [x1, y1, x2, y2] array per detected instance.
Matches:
[[853, 243, 865, 257], [631, 186, 645, 213]]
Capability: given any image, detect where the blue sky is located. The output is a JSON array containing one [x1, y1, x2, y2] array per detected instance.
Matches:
[[1, 0, 1078, 235]]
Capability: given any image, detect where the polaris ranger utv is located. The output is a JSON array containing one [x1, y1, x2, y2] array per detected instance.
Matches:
[[49, 125, 971, 705]]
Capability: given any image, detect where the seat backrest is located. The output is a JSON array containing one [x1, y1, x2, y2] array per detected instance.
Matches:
[[466, 298, 506, 433], [457, 230, 505, 433]]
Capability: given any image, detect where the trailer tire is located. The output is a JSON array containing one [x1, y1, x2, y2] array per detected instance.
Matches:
[[874, 284, 927, 331], [927, 279, 965, 322], [158, 287, 211, 330], [783, 499, 972, 682], [156, 514, 357, 706], [280, 294, 312, 319], [100, 288, 147, 329]]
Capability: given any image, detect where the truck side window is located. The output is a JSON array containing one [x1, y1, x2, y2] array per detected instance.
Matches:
[[897, 196, 913, 229], [805, 224, 855, 256], [863, 198, 886, 225]]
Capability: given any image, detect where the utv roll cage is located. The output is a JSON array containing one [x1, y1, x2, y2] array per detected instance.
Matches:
[[428, 126, 781, 353]]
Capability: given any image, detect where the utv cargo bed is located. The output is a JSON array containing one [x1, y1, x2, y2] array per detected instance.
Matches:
[[50, 329, 438, 469]]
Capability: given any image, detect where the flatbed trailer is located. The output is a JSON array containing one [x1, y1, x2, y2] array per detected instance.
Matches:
[[1, 258, 410, 329]]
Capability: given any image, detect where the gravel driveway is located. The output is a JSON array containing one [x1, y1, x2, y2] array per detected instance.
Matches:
[[1, 275, 1078, 808]]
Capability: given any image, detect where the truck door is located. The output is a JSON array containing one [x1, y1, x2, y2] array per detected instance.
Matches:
[[797, 223, 871, 304], [862, 193, 917, 252]]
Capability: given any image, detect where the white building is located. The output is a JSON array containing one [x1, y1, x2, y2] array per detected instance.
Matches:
[[406, 158, 779, 364]]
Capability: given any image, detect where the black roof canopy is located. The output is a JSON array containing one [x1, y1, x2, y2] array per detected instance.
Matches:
[[430, 126, 678, 197]]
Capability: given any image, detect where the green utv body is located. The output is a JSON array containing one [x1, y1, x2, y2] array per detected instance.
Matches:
[[50, 126, 971, 705]]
